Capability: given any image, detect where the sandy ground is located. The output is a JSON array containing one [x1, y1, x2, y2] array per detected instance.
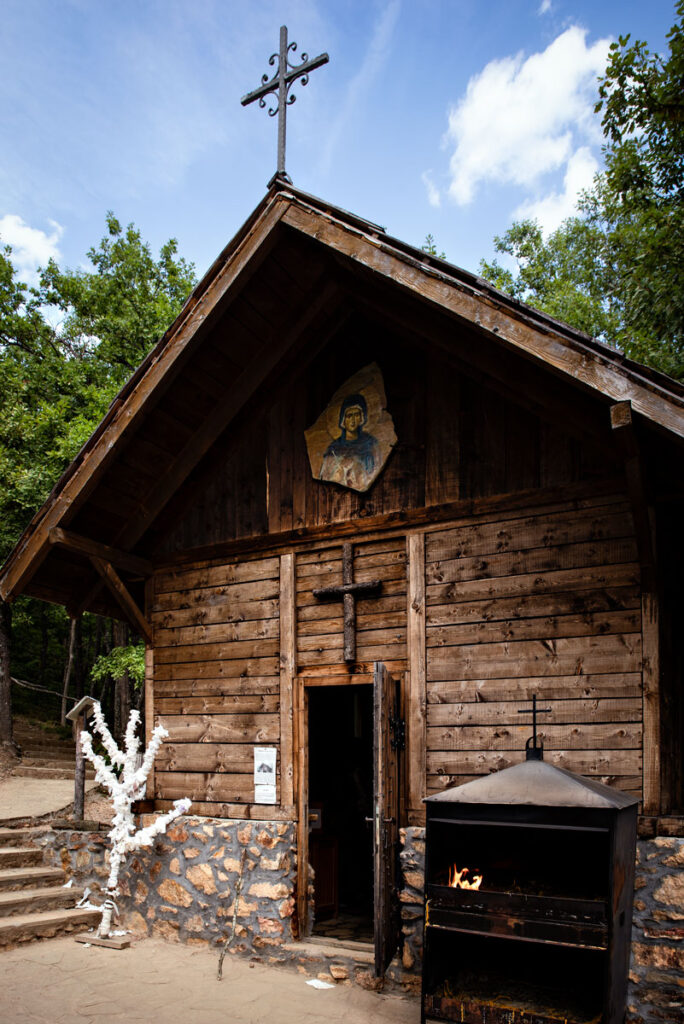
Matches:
[[0, 936, 418, 1024], [0, 777, 98, 823]]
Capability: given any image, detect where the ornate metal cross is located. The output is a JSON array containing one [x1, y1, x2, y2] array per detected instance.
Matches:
[[241, 25, 329, 183], [313, 543, 382, 663], [518, 694, 552, 761]]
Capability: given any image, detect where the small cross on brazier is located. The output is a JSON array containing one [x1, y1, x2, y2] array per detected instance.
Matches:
[[518, 693, 552, 761], [313, 542, 382, 663]]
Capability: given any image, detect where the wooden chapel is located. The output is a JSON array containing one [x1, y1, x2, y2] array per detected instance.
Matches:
[[1, 180, 683, 970]]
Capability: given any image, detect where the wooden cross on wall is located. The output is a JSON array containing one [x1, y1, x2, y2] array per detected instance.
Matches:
[[313, 543, 382, 662]]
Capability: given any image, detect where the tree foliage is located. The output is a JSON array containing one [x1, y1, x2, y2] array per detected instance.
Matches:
[[91, 644, 146, 690], [480, 3, 684, 379], [0, 215, 196, 714]]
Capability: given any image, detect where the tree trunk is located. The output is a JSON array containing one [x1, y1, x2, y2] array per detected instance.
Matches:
[[74, 616, 83, 701], [113, 620, 130, 744], [0, 599, 15, 749], [60, 616, 77, 726]]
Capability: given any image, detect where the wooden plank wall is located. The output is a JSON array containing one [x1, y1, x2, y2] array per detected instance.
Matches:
[[423, 494, 644, 799], [295, 538, 408, 671], [151, 554, 283, 816]]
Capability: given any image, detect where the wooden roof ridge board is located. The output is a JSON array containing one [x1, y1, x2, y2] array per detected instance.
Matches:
[[1, 180, 683, 606]]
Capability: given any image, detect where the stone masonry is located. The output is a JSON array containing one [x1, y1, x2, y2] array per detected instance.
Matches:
[[35, 817, 297, 953], [628, 837, 684, 1023], [34, 818, 682, 1016]]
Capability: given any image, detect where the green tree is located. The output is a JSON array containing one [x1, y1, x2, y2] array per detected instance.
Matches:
[[0, 216, 197, 739], [480, 3, 684, 379], [39, 213, 197, 382]]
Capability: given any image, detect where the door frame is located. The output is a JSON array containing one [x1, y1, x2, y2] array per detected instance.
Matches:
[[294, 671, 374, 937]]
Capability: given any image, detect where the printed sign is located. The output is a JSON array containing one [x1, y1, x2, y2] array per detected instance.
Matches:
[[254, 746, 277, 805]]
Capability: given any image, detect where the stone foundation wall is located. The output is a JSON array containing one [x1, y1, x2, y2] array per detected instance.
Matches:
[[35, 818, 682, 1016], [628, 837, 684, 1023], [35, 817, 297, 952]]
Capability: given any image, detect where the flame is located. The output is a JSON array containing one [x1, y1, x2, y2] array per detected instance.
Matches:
[[448, 864, 483, 890]]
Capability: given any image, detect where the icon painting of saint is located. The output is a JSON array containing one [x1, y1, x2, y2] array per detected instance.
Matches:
[[305, 363, 397, 492]]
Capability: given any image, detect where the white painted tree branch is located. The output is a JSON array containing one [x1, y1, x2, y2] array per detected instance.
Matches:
[[80, 701, 191, 938]]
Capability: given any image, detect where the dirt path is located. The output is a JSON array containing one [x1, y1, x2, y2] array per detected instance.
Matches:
[[1, 935, 419, 1024]]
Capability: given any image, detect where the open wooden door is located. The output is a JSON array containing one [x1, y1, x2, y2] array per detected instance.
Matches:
[[372, 662, 402, 978]]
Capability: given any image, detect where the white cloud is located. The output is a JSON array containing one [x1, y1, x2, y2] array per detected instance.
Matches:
[[0, 214, 63, 282], [513, 146, 599, 233], [444, 27, 610, 205], [317, 0, 401, 175], [538, 0, 552, 14], [422, 170, 441, 208]]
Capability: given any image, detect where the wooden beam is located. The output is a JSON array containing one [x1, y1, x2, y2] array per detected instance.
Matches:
[[49, 528, 152, 577], [279, 553, 296, 808], [642, 591, 661, 815], [283, 202, 684, 440], [0, 198, 290, 603], [144, 576, 155, 800], [407, 533, 427, 814], [611, 401, 656, 592], [89, 557, 153, 644]]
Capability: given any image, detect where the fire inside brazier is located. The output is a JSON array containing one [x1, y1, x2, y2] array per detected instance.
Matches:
[[422, 758, 638, 1024]]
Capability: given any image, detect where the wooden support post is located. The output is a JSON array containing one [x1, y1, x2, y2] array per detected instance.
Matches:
[[73, 715, 86, 821], [407, 533, 427, 818], [89, 557, 153, 644], [279, 554, 296, 808], [49, 528, 152, 577], [294, 678, 309, 937], [642, 592, 661, 815], [144, 576, 155, 802], [610, 402, 661, 814], [610, 401, 656, 592]]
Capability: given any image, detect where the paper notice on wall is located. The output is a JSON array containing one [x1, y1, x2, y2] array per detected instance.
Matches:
[[254, 746, 277, 804]]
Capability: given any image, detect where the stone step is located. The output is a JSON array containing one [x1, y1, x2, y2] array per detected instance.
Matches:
[[10, 766, 84, 780], [0, 848, 44, 869], [0, 867, 65, 892], [0, 885, 84, 918], [0, 827, 46, 847], [20, 759, 95, 774], [0, 906, 101, 947], [14, 733, 75, 750], [21, 749, 76, 762]]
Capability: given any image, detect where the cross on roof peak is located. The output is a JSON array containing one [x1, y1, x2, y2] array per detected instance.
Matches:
[[241, 25, 329, 185]]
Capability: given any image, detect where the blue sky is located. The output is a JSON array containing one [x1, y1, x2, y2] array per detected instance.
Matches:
[[0, 0, 676, 288]]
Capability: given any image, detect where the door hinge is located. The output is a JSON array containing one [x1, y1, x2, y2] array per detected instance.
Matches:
[[390, 715, 406, 751]]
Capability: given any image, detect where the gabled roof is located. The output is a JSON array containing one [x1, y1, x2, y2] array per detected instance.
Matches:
[[1, 177, 683, 616]]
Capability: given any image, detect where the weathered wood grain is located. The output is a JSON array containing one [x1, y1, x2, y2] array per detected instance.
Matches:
[[155, 695, 280, 715], [426, 562, 640, 606], [427, 633, 642, 681], [427, 673, 643, 703], [426, 747, 642, 776], [426, 587, 640, 627], [154, 657, 279, 680], [156, 743, 278, 773], [428, 722, 642, 750], [155, 771, 267, 803], [426, 697, 642, 727], [426, 609, 640, 648], [407, 533, 427, 811], [158, 713, 279, 743]]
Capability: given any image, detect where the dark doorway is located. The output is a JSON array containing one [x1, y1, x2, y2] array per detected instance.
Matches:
[[308, 684, 374, 943]]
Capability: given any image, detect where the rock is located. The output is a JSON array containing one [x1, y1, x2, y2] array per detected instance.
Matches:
[[134, 880, 148, 904], [186, 863, 217, 895], [167, 824, 189, 843], [184, 914, 206, 933], [123, 910, 148, 935], [256, 830, 278, 849], [330, 964, 349, 981], [654, 874, 684, 918], [169, 857, 181, 875], [152, 920, 180, 941], [184, 847, 201, 859], [237, 824, 253, 845], [249, 881, 289, 899], [150, 861, 162, 881], [158, 879, 194, 908], [279, 898, 295, 918], [257, 916, 284, 936]]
